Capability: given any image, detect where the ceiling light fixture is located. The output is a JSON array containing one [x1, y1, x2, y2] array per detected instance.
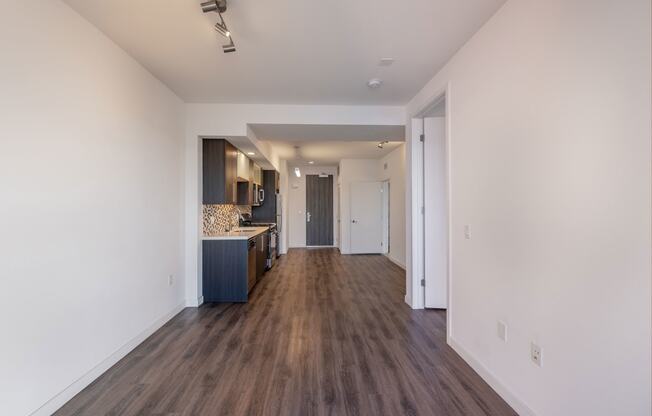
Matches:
[[201, 0, 226, 13], [201, 0, 236, 53], [308, 161, 315, 164], [294, 167, 301, 178], [377, 140, 389, 149], [367, 78, 383, 89], [247, 152, 255, 155]]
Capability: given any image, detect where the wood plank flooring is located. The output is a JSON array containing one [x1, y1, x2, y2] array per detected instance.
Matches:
[[55, 249, 517, 416]]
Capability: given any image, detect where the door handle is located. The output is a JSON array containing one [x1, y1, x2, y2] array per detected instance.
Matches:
[[352, 220, 357, 223], [307, 212, 311, 222]]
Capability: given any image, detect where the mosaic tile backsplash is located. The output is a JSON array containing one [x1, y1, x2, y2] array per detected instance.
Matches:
[[203, 204, 251, 235]]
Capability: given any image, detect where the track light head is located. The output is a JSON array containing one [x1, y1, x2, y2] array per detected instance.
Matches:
[[214, 22, 230, 37], [201, 0, 226, 13], [222, 44, 236, 53]]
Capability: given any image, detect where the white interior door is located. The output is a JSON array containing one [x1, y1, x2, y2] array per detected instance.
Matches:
[[424, 117, 448, 309], [350, 181, 383, 254]]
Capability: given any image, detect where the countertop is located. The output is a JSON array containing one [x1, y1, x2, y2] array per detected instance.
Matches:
[[202, 226, 270, 240]]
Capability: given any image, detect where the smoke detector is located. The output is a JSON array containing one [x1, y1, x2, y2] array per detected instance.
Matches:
[[367, 78, 383, 89]]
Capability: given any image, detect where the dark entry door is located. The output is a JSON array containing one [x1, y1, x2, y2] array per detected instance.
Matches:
[[306, 174, 333, 246]]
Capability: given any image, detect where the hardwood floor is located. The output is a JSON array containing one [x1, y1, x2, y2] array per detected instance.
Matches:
[[56, 249, 517, 416]]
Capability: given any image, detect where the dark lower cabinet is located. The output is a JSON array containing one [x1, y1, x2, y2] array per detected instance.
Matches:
[[203, 233, 270, 302], [203, 238, 256, 302]]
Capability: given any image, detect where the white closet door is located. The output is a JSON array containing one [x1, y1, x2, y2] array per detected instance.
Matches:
[[424, 117, 448, 309], [350, 181, 383, 254]]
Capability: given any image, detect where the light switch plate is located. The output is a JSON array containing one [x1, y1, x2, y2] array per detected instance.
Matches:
[[464, 224, 471, 239], [497, 321, 507, 342]]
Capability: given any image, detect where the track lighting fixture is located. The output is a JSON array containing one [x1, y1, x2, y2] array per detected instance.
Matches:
[[378, 141, 389, 149], [201, 0, 236, 53]]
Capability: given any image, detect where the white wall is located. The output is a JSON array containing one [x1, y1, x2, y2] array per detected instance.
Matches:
[[406, 0, 651, 415], [338, 159, 382, 254], [287, 166, 338, 248], [377, 145, 407, 268], [0, 2, 186, 416]]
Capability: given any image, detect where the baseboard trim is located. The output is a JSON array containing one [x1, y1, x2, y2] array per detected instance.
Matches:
[[448, 337, 537, 416], [29, 302, 186, 416], [383, 253, 406, 269]]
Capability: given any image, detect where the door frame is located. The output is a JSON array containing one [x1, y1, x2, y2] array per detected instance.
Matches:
[[406, 82, 453, 340], [381, 180, 390, 254]]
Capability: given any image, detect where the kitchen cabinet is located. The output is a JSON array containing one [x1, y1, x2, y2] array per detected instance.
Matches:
[[202, 139, 237, 204], [252, 170, 280, 222], [249, 159, 255, 182], [202, 230, 268, 302], [253, 163, 263, 185], [202, 239, 251, 302], [237, 181, 254, 205], [274, 170, 280, 192], [236, 151, 250, 182]]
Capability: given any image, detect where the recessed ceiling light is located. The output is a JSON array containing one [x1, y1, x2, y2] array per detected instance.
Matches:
[[294, 167, 301, 178], [308, 161, 315, 164], [367, 78, 383, 89], [378, 140, 389, 149], [247, 152, 255, 155]]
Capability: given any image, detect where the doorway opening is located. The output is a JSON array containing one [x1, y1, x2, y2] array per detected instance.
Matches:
[[381, 180, 390, 254], [409, 88, 450, 316]]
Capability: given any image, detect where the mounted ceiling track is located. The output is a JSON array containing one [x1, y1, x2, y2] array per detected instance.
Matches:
[[201, 0, 236, 53]]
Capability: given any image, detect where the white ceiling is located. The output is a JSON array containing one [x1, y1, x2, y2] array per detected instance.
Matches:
[[63, 0, 505, 105], [249, 124, 405, 142], [273, 141, 403, 166], [249, 123, 405, 165]]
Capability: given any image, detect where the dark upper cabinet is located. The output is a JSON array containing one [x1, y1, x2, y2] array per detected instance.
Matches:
[[252, 170, 280, 222], [203, 139, 238, 204], [237, 181, 253, 205]]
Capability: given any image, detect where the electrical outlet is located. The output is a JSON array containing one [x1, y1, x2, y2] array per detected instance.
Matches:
[[530, 342, 542, 367], [497, 321, 507, 342], [464, 224, 471, 240], [168, 274, 174, 286]]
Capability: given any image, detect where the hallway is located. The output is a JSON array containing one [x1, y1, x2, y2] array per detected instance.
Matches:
[[57, 249, 516, 416]]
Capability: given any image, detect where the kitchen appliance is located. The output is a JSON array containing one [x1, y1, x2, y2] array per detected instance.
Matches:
[[239, 213, 278, 269], [247, 238, 256, 292], [252, 183, 261, 206], [267, 224, 278, 268]]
